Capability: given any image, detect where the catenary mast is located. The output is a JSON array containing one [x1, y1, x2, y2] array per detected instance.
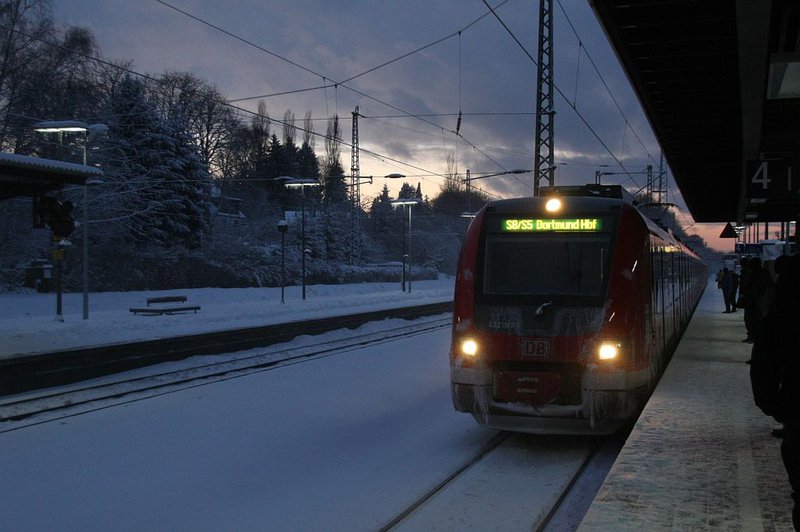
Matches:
[[534, 0, 555, 196], [350, 106, 362, 265]]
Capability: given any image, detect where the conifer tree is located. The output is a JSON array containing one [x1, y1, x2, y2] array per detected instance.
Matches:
[[102, 75, 212, 249]]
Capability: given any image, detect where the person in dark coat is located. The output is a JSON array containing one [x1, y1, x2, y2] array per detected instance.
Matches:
[[721, 268, 734, 312], [739, 259, 753, 338], [742, 257, 773, 343], [750, 253, 800, 530]]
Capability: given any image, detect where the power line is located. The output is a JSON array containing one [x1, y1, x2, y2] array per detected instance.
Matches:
[[154, 0, 322, 80], [154, 0, 512, 174], [554, 0, 657, 167], [481, 0, 644, 189], [20, 3, 526, 198], [0, 24, 457, 187], [223, 1, 508, 103]]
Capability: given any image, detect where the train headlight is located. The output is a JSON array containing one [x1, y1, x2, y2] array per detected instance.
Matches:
[[461, 338, 479, 357], [545, 198, 562, 212], [597, 341, 621, 361]]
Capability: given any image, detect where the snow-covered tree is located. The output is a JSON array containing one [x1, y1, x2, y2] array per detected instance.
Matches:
[[100, 75, 212, 249], [151, 71, 240, 179]]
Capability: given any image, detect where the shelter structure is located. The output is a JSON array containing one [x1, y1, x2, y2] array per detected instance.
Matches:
[[0, 152, 102, 200], [591, 0, 800, 226]]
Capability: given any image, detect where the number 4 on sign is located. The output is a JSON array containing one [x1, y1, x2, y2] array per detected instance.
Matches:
[[751, 161, 771, 190]]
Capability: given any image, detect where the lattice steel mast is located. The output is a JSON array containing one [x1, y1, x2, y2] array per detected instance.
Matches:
[[349, 106, 362, 265], [533, 0, 555, 196]]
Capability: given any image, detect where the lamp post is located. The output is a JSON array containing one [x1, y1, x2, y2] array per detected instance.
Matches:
[[279, 177, 320, 300], [391, 198, 420, 293], [385, 174, 407, 290], [34, 120, 106, 320], [277, 220, 288, 304]]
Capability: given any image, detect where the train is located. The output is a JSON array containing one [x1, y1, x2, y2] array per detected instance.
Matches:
[[450, 184, 707, 434]]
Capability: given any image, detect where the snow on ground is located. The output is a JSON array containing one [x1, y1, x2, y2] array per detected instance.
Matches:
[[4, 278, 793, 530], [0, 309, 590, 532], [0, 279, 453, 358], [0, 325, 496, 531], [0, 276, 596, 531], [578, 283, 795, 531]]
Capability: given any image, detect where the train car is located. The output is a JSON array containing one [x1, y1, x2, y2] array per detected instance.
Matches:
[[450, 184, 707, 434]]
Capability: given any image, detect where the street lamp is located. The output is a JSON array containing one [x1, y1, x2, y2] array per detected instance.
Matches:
[[279, 177, 321, 300], [34, 120, 107, 320], [391, 198, 421, 293]]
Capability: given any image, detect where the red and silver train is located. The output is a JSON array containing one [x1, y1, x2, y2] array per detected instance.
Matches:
[[450, 184, 707, 434]]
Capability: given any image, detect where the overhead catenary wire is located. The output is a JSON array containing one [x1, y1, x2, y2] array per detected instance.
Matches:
[[14, 2, 533, 198], [0, 24, 457, 190], [481, 0, 650, 190], [224, 0, 509, 104], [555, 0, 658, 167], [15, 1, 665, 203], [154, 0, 513, 175], [556, 1, 675, 203]]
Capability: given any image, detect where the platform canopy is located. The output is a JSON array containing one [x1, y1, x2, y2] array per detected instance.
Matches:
[[0, 152, 103, 200], [591, 0, 800, 224]]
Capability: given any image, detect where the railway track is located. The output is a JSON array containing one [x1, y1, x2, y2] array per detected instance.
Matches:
[[379, 431, 514, 531], [2, 309, 626, 529], [537, 429, 629, 531], [0, 302, 452, 396], [380, 429, 627, 531], [0, 315, 451, 431]]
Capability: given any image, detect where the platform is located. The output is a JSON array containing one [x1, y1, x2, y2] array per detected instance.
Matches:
[[579, 282, 795, 530]]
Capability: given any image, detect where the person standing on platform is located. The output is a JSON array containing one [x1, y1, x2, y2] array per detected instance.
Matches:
[[742, 257, 772, 343], [739, 259, 753, 339], [750, 253, 800, 530], [721, 268, 735, 312]]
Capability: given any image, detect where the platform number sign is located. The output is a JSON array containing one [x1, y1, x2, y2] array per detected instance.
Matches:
[[747, 159, 800, 200]]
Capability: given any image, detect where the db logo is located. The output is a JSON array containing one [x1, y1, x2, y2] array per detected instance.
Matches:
[[522, 339, 550, 359]]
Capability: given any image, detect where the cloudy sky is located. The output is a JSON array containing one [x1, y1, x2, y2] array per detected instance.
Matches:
[[51, 0, 728, 250]]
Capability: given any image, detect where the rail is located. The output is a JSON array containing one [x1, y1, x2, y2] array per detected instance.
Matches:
[[0, 315, 452, 428], [0, 301, 452, 396]]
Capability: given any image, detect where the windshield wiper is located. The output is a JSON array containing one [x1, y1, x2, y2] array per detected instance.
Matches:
[[536, 269, 582, 316]]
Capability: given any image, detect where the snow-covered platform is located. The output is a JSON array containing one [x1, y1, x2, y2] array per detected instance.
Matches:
[[579, 283, 795, 530], [0, 280, 454, 358]]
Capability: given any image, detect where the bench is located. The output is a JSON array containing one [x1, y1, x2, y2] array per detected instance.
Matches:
[[130, 295, 200, 315], [146, 295, 187, 306], [130, 305, 201, 316]]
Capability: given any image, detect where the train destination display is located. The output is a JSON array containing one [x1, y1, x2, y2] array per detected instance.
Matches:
[[501, 218, 603, 232]]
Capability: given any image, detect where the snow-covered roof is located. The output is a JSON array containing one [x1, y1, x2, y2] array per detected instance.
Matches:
[[0, 152, 103, 177], [0, 152, 103, 198]]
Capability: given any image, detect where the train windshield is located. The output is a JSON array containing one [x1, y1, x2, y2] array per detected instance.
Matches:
[[482, 233, 611, 298]]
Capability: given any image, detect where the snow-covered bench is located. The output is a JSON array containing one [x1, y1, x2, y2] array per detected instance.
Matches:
[[130, 295, 200, 315]]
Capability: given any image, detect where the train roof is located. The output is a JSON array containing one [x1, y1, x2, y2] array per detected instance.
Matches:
[[483, 184, 634, 214], [483, 195, 628, 214]]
